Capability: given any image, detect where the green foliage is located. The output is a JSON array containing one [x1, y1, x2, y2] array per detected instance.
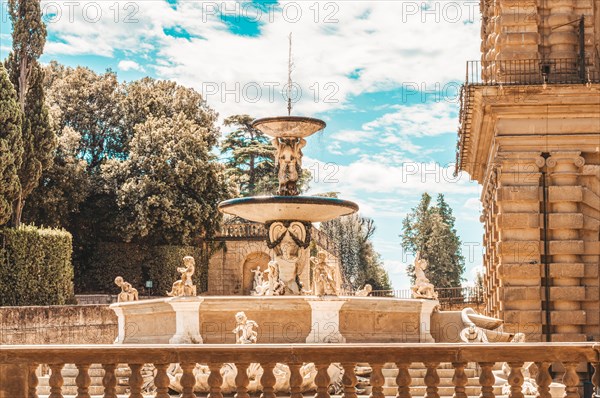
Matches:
[[221, 114, 277, 196], [321, 212, 392, 291], [401, 193, 465, 288], [5, 0, 55, 227], [42, 62, 122, 170], [0, 225, 74, 306], [82, 242, 206, 294], [103, 114, 232, 245], [0, 63, 22, 225]]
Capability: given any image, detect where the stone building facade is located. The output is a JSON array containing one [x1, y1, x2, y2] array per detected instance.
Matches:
[[457, 0, 600, 342], [206, 222, 341, 296]]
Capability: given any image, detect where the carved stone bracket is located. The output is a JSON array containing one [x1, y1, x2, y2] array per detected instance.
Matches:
[[265, 220, 312, 249]]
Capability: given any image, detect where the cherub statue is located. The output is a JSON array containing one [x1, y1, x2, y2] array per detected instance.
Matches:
[[355, 283, 372, 297], [114, 276, 139, 302], [410, 252, 438, 299], [310, 251, 338, 296], [167, 256, 197, 297], [232, 311, 259, 344]]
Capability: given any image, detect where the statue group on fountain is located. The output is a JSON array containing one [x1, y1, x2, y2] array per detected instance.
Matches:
[[272, 137, 306, 196], [310, 250, 338, 296]]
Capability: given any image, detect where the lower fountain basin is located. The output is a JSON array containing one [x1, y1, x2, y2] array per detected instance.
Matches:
[[110, 296, 438, 344], [218, 196, 359, 223]]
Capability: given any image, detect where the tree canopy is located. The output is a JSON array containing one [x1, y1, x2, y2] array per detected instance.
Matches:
[[220, 114, 277, 196], [401, 193, 465, 288]]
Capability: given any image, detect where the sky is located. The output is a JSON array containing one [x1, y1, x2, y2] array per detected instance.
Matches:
[[0, 0, 485, 289]]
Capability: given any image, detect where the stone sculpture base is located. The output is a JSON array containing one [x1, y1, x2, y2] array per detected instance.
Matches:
[[110, 296, 438, 344]]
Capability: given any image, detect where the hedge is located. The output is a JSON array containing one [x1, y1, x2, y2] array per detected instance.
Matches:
[[0, 225, 75, 306], [82, 242, 206, 295]]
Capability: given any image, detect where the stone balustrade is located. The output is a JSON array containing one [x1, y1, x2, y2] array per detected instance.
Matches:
[[1, 343, 599, 397]]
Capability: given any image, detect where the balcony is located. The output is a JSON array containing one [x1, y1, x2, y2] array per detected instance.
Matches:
[[1, 343, 599, 397], [465, 59, 600, 86]]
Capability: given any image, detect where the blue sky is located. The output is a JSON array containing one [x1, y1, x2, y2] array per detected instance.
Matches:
[[1, 0, 484, 289]]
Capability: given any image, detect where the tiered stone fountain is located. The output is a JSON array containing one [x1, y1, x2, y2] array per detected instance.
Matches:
[[110, 115, 468, 346]]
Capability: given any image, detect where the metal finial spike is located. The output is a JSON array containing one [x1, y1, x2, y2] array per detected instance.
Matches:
[[287, 32, 293, 116]]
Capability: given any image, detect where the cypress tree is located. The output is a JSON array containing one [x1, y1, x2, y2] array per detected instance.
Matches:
[[401, 193, 465, 288], [5, 0, 55, 226], [0, 64, 23, 225]]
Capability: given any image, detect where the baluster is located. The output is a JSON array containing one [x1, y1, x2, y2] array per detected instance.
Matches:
[[48, 364, 64, 398], [75, 363, 91, 398], [507, 362, 524, 398], [102, 364, 117, 398], [154, 364, 170, 398], [592, 362, 600, 398], [180, 363, 197, 398], [395, 362, 412, 398], [535, 362, 552, 398], [370, 363, 385, 398], [562, 362, 580, 398], [341, 363, 357, 398], [424, 362, 440, 398], [235, 363, 250, 398], [260, 362, 276, 398], [208, 362, 224, 398], [289, 363, 304, 398], [452, 362, 468, 398], [128, 363, 144, 398], [314, 362, 331, 398], [478, 362, 495, 398], [28, 363, 39, 398]]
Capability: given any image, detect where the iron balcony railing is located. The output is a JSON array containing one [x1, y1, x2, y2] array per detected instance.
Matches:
[[466, 58, 600, 86], [371, 286, 485, 309]]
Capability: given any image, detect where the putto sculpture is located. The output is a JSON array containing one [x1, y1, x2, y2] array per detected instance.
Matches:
[[232, 311, 259, 344], [310, 251, 338, 296], [167, 256, 197, 297], [355, 283, 372, 297], [410, 252, 438, 300], [114, 276, 139, 302]]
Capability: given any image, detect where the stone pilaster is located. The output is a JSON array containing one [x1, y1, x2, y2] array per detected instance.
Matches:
[[546, 152, 587, 341], [547, 0, 577, 60], [493, 152, 545, 340]]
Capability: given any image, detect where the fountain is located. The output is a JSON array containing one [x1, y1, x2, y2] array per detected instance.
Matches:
[[109, 112, 442, 345]]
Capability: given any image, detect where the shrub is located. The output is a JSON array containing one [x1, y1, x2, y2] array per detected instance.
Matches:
[[84, 242, 206, 295], [0, 225, 74, 306]]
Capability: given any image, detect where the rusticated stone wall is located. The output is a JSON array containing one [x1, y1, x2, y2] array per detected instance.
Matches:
[[0, 305, 117, 345]]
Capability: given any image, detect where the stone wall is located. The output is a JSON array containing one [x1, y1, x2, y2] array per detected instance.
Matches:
[[0, 305, 118, 345]]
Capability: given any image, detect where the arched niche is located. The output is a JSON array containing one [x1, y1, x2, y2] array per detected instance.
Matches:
[[242, 252, 271, 295]]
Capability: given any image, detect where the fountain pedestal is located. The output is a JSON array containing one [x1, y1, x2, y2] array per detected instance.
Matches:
[[305, 297, 346, 343]]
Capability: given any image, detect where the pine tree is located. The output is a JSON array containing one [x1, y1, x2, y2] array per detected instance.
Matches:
[[221, 114, 277, 196], [401, 193, 465, 288], [0, 64, 23, 225], [6, 0, 55, 226]]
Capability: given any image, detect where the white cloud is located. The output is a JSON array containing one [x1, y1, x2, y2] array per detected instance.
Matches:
[[40, 1, 481, 117], [118, 60, 144, 72]]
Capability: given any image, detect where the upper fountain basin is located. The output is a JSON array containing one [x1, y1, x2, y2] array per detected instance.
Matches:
[[218, 196, 358, 223], [252, 116, 326, 139]]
